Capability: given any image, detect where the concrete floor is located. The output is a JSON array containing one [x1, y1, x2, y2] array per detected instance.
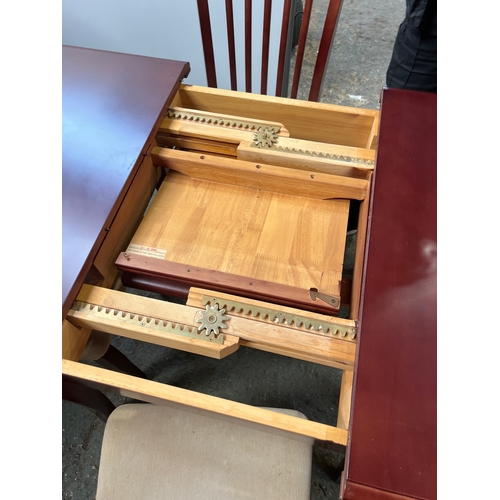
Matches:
[[62, 1, 406, 498]]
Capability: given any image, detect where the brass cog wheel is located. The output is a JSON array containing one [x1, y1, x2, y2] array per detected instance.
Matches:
[[195, 304, 229, 337], [252, 126, 278, 148]]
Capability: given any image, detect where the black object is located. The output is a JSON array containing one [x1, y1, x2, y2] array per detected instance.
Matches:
[[386, 0, 437, 92]]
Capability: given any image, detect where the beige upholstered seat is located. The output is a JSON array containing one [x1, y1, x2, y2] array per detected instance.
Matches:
[[96, 404, 313, 499]]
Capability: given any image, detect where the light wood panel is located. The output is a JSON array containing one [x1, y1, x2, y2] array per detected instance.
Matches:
[[151, 147, 369, 200], [262, 136, 376, 163], [187, 287, 356, 369], [62, 320, 92, 361], [337, 370, 354, 430], [67, 285, 239, 360], [237, 141, 373, 179], [70, 285, 356, 369], [176, 84, 378, 148], [159, 106, 289, 145], [62, 359, 349, 447], [156, 132, 237, 157], [187, 287, 357, 340], [93, 151, 161, 287], [367, 113, 380, 150], [126, 171, 349, 297], [349, 172, 373, 320]]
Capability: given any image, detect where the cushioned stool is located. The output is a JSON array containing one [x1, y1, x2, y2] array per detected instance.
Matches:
[[96, 404, 313, 499]]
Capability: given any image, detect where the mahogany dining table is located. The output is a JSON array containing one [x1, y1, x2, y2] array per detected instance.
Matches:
[[62, 45, 436, 500]]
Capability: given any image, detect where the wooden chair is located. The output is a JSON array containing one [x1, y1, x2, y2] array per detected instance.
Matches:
[[78, 330, 147, 379], [196, 0, 343, 101], [62, 331, 147, 423], [93, 403, 313, 499]]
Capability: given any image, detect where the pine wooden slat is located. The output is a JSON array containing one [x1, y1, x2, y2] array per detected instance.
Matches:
[[337, 370, 354, 430], [159, 107, 289, 144], [62, 359, 349, 447], [156, 133, 238, 157], [349, 172, 373, 320], [151, 147, 369, 200], [187, 287, 357, 341], [62, 320, 92, 361], [263, 136, 376, 162], [367, 112, 380, 150], [175, 84, 378, 148], [237, 140, 374, 179], [67, 285, 239, 360], [93, 152, 161, 287], [70, 285, 355, 369]]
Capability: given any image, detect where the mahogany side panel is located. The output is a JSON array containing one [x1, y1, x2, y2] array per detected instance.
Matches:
[[341, 479, 418, 500], [115, 253, 340, 315], [343, 88, 437, 499]]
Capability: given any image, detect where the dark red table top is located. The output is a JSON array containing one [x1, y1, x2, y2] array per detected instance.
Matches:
[[343, 88, 437, 499], [62, 46, 190, 318]]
